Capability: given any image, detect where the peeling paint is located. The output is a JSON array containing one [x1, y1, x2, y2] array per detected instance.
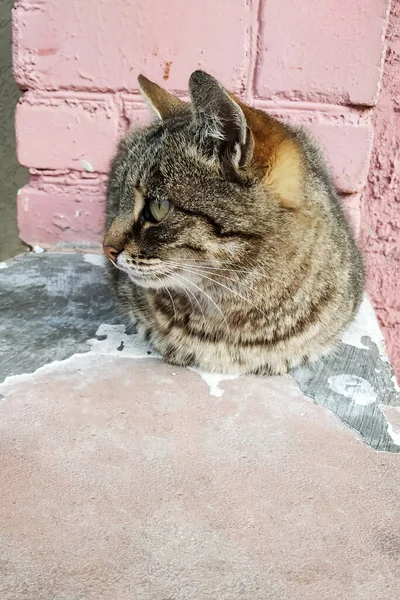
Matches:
[[328, 374, 377, 406], [292, 291, 400, 452], [386, 422, 400, 446], [87, 325, 240, 398], [33, 245, 45, 254], [391, 375, 400, 392], [342, 294, 387, 360], [2, 253, 400, 453], [380, 405, 400, 446], [188, 368, 239, 398], [0, 323, 156, 394], [0, 322, 238, 401]]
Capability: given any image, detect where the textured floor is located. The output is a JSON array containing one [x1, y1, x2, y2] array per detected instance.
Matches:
[[0, 253, 399, 599]]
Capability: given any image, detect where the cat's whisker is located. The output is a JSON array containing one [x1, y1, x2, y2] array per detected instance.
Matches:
[[178, 279, 205, 319], [165, 259, 283, 282], [173, 264, 272, 309], [175, 281, 194, 313], [165, 259, 258, 276], [175, 265, 267, 318], [165, 274, 206, 319], [165, 260, 285, 286], [165, 274, 193, 312], [170, 263, 255, 274], [173, 273, 230, 330], [154, 274, 177, 321]]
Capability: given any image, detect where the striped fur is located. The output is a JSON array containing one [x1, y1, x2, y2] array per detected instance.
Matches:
[[104, 71, 364, 375]]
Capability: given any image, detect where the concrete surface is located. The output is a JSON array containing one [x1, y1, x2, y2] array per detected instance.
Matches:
[[0, 0, 27, 260], [0, 252, 399, 599]]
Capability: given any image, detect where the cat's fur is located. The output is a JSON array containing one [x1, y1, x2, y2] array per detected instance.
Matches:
[[104, 70, 364, 375]]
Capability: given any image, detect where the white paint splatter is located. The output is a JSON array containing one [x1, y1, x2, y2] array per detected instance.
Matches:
[[83, 253, 105, 267], [89, 326, 241, 397], [0, 324, 159, 393], [342, 294, 388, 361], [81, 160, 94, 172], [33, 245, 45, 254], [0, 262, 9, 269], [328, 374, 377, 406], [386, 423, 400, 446], [188, 367, 239, 397], [391, 375, 400, 393], [380, 405, 400, 446], [0, 323, 241, 400]]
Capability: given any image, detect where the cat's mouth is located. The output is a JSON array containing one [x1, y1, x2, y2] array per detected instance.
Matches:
[[110, 252, 199, 290]]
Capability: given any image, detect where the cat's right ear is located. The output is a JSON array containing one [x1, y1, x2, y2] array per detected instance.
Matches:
[[189, 70, 253, 169], [138, 75, 185, 120]]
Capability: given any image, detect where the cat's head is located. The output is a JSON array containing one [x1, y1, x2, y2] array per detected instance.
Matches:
[[103, 71, 283, 289]]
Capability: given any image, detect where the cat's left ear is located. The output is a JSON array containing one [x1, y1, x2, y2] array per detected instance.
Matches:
[[138, 74, 185, 120], [189, 70, 253, 168]]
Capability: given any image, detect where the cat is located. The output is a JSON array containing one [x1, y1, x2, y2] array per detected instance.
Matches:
[[103, 70, 364, 375]]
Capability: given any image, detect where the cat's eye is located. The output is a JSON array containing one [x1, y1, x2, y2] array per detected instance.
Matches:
[[148, 198, 171, 222]]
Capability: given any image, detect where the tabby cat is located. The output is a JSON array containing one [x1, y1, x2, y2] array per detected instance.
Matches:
[[103, 70, 364, 375]]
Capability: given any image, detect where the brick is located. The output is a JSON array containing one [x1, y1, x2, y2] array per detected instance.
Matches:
[[363, 252, 400, 376], [255, 0, 390, 105], [15, 94, 119, 173], [306, 121, 373, 193], [263, 108, 374, 193], [122, 99, 152, 130], [13, 0, 251, 93], [17, 182, 106, 247]]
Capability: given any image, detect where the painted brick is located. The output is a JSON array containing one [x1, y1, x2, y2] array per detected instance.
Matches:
[[15, 94, 119, 173], [263, 107, 374, 193], [256, 0, 390, 105], [13, 0, 251, 93], [363, 252, 400, 377], [305, 121, 373, 194], [122, 99, 152, 130], [17, 182, 106, 247]]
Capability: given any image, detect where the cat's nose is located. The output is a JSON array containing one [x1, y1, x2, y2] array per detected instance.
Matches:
[[103, 246, 120, 263]]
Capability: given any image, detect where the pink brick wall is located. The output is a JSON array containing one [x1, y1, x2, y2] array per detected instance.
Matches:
[[360, 0, 400, 378], [13, 0, 397, 370]]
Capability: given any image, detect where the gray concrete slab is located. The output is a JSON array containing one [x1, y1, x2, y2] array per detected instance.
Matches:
[[1, 252, 399, 452]]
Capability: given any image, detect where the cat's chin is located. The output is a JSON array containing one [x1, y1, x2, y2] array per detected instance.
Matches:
[[127, 269, 201, 291], [127, 272, 168, 289]]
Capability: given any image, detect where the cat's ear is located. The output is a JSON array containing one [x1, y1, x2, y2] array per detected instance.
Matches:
[[138, 74, 185, 120], [189, 70, 253, 168]]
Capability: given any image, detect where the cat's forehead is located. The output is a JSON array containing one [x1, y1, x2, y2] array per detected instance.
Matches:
[[125, 119, 203, 186]]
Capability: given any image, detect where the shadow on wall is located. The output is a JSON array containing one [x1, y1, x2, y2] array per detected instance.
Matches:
[[0, 0, 28, 261]]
